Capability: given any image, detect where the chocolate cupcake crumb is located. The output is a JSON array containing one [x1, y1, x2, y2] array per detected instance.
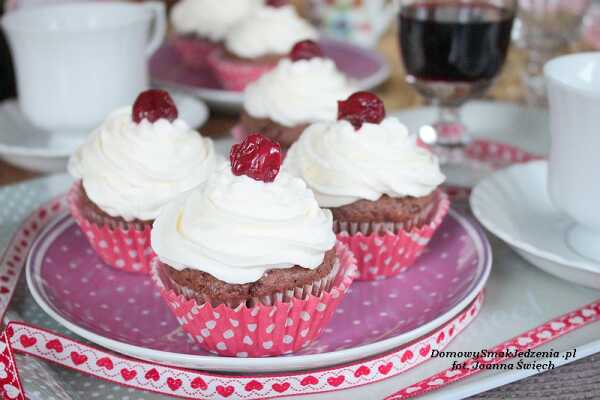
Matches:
[[162, 247, 337, 307], [331, 191, 438, 233]]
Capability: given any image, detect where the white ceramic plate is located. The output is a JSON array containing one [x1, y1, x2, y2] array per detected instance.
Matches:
[[0, 93, 210, 173], [470, 160, 600, 289], [27, 209, 491, 372]]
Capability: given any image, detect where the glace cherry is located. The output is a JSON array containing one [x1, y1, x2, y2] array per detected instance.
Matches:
[[290, 40, 324, 62], [132, 89, 178, 124], [230, 134, 282, 183], [337, 91, 386, 130]]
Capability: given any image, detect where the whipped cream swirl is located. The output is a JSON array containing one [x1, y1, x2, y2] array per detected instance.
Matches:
[[244, 58, 355, 127], [69, 107, 219, 221], [284, 118, 446, 208], [170, 0, 262, 42], [151, 164, 335, 284], [225, 5, 318, 59]]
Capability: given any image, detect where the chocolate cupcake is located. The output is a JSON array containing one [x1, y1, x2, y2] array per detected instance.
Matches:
[[68, 89, 219, 274], [151, 134, 357, 356], [284, 92, 449, 280], [235, 40, 355, 149]]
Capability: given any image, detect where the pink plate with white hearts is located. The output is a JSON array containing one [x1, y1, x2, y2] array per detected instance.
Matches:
[[26, 208, 491, 372]]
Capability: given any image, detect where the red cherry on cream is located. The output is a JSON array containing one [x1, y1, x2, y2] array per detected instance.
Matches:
[[230, 134, 282, 183], [290, 40, 324, 62], [132, 89, 178, 124], [337, 91, 386, 130]]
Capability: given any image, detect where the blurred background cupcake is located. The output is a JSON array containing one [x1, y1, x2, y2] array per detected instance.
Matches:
[[68, 89, 219, 274]]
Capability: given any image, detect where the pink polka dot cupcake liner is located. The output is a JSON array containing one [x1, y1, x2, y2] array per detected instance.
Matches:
[[151, 242, 357, 357], [207, 50, 276, 92], [171, 35, 220, 70], [67, 182, 155, 275], [336, 190, 450, 281]]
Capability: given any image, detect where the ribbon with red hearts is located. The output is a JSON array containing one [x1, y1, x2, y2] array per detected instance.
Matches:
[[0, 331, 24, 400], [0, 300, 482, 399]]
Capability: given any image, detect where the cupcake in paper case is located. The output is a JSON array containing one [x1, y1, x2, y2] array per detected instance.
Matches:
[[235, 40, 356, 150], [208, 5, 319, 91], [169, 0, 262, 69], [283, 92, 449, 281], [68, 89, 220, 274], [150, 134, 357, 357]]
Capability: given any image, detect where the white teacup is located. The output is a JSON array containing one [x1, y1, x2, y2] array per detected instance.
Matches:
[[544, 52, 600, 261], [1, 1, 166, 134]]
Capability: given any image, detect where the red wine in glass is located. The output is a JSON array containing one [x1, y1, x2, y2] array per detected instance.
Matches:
[[398, 1, 515, 147], [400, 2, 513, 83]]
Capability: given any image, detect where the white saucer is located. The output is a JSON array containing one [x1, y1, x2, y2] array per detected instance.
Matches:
[[470, 160, 600, 289], [0, 93, 210, 173]]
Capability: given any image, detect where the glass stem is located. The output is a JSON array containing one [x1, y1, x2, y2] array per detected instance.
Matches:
[[432, 104, 470, 147], [523, 47, 552, 106]]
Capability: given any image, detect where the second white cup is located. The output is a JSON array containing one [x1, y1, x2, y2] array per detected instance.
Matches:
[[1, 1, 166, 134], [545, 52, 600, 261]]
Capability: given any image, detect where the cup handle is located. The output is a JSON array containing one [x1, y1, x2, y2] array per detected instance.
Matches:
[[143, 1, 167, 57]]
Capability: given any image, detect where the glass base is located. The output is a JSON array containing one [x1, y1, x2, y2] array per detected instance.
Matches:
[[432, 121, 471, 147], [566, 224, 600, 262]]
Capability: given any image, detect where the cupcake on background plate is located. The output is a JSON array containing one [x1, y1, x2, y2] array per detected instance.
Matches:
[[170, 0, 262, 69], [68, 89, 219, 274], [284, 91, 449, 281], [151, 133, 357, 357], [208, 4, 318, 91], [234, 40, 355, 149]]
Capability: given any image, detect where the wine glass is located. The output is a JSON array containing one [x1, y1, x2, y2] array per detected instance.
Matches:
[[398, 0, 517, 184]]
